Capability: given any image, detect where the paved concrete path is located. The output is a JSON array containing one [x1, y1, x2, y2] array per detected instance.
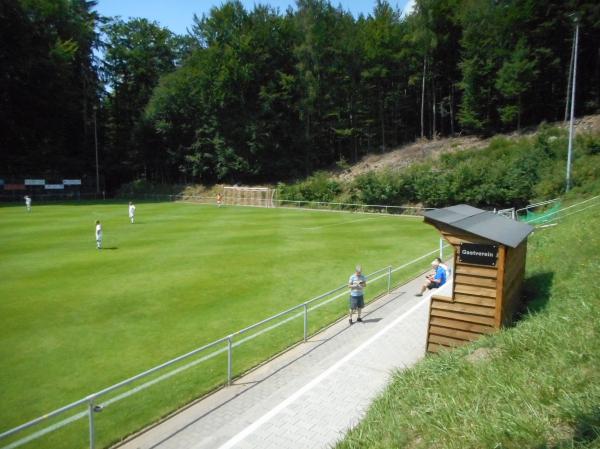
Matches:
[[119, 273, 440, 449]]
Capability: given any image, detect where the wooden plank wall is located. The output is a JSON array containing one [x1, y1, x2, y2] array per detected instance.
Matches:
[[500, 241, 527, 327], [427, 227, 501, 353]]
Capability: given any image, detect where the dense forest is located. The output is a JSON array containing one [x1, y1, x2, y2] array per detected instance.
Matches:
[[1, 0, 599, 191]]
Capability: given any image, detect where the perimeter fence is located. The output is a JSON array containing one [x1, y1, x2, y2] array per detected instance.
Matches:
[[0, 192, 106, 202], [522, 194, 600, 226], [168, 193, 433, 216], [515, 198, 561, 223], [0, 243, 449, 449]]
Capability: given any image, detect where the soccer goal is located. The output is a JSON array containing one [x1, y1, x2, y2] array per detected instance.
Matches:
[[495, 207, 516, 220], [222, 186, 276, 208]]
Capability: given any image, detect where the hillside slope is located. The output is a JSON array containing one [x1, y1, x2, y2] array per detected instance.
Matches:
[[167, 115, 600, 202], [337, 115, 600, 181]]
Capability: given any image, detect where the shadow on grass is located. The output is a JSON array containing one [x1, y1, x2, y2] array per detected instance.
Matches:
[[572, 407, 600, 446], [515, 272, 554, 319], [543, 406, 600, 448]]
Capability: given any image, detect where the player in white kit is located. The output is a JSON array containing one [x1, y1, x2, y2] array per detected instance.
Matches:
[[95, 220, 102, 249], [24, 195, 32, 212], [128, 202, 136, 224]]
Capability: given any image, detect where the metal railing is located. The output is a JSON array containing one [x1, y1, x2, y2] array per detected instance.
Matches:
[[167, 193, 434, 216], [526, 194, 600, 225], [515, 198, 560, 215], [274, 199, 433, 215], [0, 191, 431, 216], [0, 242, 447, 449]]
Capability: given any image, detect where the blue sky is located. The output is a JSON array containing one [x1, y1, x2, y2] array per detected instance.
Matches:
[[94, 0, 415, 35]]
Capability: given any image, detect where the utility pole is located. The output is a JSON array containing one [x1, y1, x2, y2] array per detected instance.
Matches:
[[566, 17, 579, 192], [564, 36, 575, 122]]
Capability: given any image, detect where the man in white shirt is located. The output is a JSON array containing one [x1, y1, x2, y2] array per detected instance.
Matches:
[[95, 220, 102, 249], [24, 195, 31, 212], [128, 202, 136, 224]]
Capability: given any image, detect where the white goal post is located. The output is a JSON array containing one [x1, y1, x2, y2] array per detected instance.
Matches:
[[495, 207, 516, 220], [222, 186, 276, 208]]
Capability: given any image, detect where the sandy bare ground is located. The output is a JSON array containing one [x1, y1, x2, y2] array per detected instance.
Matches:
[[336, 114, 600, 181]]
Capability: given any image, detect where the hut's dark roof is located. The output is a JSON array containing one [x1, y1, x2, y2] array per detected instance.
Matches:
[[423, 204, 534, 248]]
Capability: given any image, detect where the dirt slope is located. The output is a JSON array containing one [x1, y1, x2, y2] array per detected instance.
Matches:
[[337, 114, 600, 181]]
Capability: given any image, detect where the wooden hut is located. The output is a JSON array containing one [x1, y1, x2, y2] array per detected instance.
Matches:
[[423, 205, 534, 353]]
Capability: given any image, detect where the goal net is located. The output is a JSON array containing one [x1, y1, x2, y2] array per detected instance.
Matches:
[[222, 186, 276, 208], [495, 207, 516, 220]]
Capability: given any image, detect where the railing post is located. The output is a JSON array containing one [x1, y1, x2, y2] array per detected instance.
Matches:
[[303, 303, 308, 341], [88, 398, 95, 449], [439, 238, 443, 259], [387, 266, 391, 293], [227, 336, 233, 386]]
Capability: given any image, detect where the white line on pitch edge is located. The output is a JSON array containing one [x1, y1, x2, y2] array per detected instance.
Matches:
[[302, 217, 375, 230]]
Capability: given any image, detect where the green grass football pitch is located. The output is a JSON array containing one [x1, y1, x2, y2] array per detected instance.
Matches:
[[0, 201, 438, 448]]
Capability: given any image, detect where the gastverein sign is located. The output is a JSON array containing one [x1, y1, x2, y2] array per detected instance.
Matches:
[[459, 243, 498, 267]]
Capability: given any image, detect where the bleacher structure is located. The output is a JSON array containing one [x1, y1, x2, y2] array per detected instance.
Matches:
[[222, 186, 276, 208], [422, 205, 534, 353]]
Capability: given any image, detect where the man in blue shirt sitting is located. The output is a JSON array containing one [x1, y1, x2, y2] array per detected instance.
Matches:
[[415, 260, 446, 297]]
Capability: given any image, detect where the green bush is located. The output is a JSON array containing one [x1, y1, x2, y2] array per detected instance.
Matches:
[[278, 171, 342, 203], [534, 123, 567, 158], [533, 161, 566, 199], [578, 133, 600, 156], [350, 171, 411, 205], [572, 154, 600, 191], [407, 165, 451, 207], [277, 126, 600, 208]]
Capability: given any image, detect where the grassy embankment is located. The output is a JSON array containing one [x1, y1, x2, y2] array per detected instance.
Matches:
[[337, 201, 600, 448]]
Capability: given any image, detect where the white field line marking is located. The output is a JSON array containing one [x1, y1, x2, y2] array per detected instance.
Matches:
[[302, 217, 375, 230], [536, 223, 558, 229], [2, 413, 84, 449], [211, 298, 427, 449]]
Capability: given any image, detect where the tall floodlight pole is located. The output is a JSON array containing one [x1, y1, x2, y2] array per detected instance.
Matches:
[[566, 18, 579, 192], [93, 107, 100, 195], [564, 36, 575, 122]]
